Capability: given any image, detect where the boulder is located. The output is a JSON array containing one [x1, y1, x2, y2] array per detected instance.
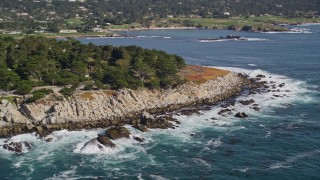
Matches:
[[134, 124, 148, 132], [235, 112, 248, 118], [141, 111, 154, 120], [256, 74, 266, 78], [80, 139, 105, 152], [133, 136, 144, 143], [218, 109, 232, 115], [141, 116, 173, 129], [106, 126, 130, 140], [97, 136, 115, 148], [239, 99, 255, 105], [179, 109, 199, 116], [0, 99, 9, 106], [251, 107, 261, 111], [2, 141, 32, 153]]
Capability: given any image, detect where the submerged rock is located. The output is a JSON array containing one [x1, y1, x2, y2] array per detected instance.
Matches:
[[218, 109, 232, 115], [106, 126, 130, 140], [251, 107, 261, 111], [235, 112, 248, 118], [239, 99, 255, 105], [256, 74, 266, 78], [2, 141, 32, 153], [133, 136, 144, 143], [80, 139, 105, 152]]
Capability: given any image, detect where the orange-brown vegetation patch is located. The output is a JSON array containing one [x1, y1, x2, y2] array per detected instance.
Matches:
[[79, 92, 95, 100], [103, 90, 118, 97], [179, 65, 230, 84]]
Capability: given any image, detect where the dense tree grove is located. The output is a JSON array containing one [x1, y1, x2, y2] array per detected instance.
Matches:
[[0, 0, 319, 32], [0, 36, 186, 93]]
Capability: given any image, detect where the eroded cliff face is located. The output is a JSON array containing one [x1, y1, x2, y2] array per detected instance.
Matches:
[[0, 73, 246, 137]]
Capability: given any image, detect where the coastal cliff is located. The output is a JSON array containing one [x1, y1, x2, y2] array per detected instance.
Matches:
[[0, 72, 247, 137]]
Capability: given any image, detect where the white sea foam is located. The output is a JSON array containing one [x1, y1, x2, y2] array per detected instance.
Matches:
[[206, 137, 223, 148], [248, 64, 258, 67], [149, 175, 169, 180], [297, 23, 320, 26], [246, 38, 269, 41], [198, 38, 268, 43], [262, 28, 312, 34], [269, 150, 320, 170], [214, 66, 314, 106]]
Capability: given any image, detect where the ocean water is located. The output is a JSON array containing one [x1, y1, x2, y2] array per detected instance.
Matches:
[[1, 25, 320, 179]]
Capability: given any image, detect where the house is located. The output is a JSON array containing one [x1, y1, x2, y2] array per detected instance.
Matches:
[[59, 29, 77, 33]]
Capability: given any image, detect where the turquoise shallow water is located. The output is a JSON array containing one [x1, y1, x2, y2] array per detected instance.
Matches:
[[1, 25, 320, 179]]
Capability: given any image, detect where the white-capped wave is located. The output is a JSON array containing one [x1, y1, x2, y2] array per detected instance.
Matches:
[[246, 38, 268, 41], [262, 28, 312, 34], [297, 23, 320, 26], [269, 150, 320, 170], [248, 64, 258, 67]]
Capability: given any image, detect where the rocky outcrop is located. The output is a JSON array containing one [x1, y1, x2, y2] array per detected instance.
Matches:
[[97, 136, 116, 148], [2, 141, 32, 153], [0, 100, 29, 126], [106, 126, 130, 140], [0, 72, 248, 137], [235, 112, 248, 118]]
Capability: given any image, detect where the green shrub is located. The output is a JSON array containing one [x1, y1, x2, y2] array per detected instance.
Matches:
[[83, 83, 94, 90], [59, 87, 75, 97], [15, 81, 33, 95], [27, 92, 46, 103]]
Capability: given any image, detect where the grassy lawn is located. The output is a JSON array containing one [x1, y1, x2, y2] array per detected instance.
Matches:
[[160, 16, 320, 28], [105, 23, 142, 30], [0, 31, 111, 38]]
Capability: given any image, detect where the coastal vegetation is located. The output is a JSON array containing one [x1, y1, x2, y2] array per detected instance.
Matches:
[[0, 0, 319, 35], [0, 36, 186, 97]]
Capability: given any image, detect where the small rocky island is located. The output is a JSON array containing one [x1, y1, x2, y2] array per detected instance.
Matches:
[[199, 35, 250, 42]]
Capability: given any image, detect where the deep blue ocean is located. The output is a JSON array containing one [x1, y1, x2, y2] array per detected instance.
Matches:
[[1, 25, 320, 180]]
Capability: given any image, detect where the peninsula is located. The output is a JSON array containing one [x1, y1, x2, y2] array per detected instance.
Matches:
[[0, 36, 251, 139]]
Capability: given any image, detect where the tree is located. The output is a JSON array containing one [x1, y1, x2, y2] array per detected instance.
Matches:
[[15, 81, 32, 95], [0, 68, 20, 91]]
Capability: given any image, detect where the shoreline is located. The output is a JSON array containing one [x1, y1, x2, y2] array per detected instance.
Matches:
[[3, 21, 319, 39], [0, 72, 252, 138]]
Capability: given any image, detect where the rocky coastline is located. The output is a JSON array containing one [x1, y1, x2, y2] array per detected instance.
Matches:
[[0, 72, 252, 139]]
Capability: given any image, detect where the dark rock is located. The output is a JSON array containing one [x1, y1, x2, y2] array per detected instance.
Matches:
[[36, 126, 43, 132], [273, 95, 282, 98], [133, 136, 144, 143], [227, 138, 242, 145], [218, 109, 232, 115], [190, 133, 195, 136], [251, 107, 261, 111], [134, 124, 149, 132], [81, 139, 105, 151], [235, 112, 248, 118], [239, 99, 255, 105], [180, 109, 199, 116], [2, 141, 32, 153], [279, 83, 286, 88], [130, 117, 141, 126], [97, 136, 115, 148], [141, 115, 173, 129], [256, 74, 266, 78], [106, 126, 130, 140]]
